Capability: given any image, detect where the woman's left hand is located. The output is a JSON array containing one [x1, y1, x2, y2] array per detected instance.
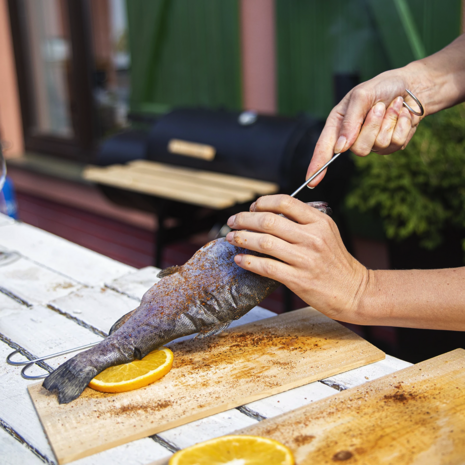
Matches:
[[226, 195, 369, 323]]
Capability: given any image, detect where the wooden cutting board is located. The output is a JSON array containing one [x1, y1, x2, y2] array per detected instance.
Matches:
[[28, 307, 385, 464], [225, 348, 464, 465]]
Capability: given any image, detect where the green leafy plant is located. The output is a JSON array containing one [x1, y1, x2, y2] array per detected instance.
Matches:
[[346, 104, 465, 250]]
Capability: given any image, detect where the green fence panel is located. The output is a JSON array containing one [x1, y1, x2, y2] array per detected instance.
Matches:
[[126, 0, 242, 115], [368, 0, 461, 67], [276, 0, 461, 118]]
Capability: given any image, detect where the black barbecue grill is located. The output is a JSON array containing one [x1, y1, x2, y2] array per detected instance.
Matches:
[[90, 107, 354, 269]]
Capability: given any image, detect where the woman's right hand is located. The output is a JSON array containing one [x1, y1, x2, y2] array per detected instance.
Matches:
[[307, 66, 425, 186]]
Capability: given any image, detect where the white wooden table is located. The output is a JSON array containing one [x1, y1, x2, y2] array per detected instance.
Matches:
[[0, 213, 411, 465]]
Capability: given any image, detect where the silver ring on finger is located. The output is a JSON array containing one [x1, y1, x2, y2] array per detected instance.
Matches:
[[403, 89, 425, 117]]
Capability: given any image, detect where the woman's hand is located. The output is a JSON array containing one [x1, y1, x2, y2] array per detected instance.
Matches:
[[308, 32, 465, 187], [307, 66, 426, 186], [226, 195, 370, 324]]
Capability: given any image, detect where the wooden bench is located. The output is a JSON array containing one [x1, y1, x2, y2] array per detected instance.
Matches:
[[83, 160, 279, 210]]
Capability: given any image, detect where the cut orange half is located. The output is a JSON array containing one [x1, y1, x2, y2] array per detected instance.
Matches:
[[169, 435, 294, 465], [88, 347, 173, 393]]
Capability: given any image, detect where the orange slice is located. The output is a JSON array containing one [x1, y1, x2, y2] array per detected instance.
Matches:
[[88, 347, 173, 393], [169, 435, 294, 465]]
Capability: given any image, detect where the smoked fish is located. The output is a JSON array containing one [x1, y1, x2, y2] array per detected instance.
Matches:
[[44, 201, 330, 403]]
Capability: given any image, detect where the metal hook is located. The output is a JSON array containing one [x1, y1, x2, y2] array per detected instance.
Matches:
[[6, 342, 99, 367], [403, 89, 424, 117], [21, 362, 49, 380]]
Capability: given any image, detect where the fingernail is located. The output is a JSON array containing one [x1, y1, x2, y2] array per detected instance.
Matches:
[[394, 96, 403, 109], [250, 202, 256, 212], [235, 255, 242, 264], [226, 232, 234, 243], [334, 135, 347, 153], [306, 184, 315, 190], [227, 215, 236, 226], [373, 102, 385, 116]]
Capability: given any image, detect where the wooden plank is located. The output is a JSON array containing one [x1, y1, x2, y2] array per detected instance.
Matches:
[[106, 267, 162, 300], [28, 308, 384, 464], [119, 166, 256, 202], [49, 286, 139, 335], [129, 160, 278, 194], [105, 165, 255, 203], [0, 427, 45, 465], [232, 349, 465, 465], [0, 304, 102, 370], [0, 256, 82, 306], [0, 223, 134, 286], [122, 164, 263, 201], [158, 409, 257, 450], [84, 166, 238, 209], [0, 288, 26, 311]]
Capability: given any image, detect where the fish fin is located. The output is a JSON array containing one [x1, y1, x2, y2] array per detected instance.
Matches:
[[157, 265, 181, 279], [195, 321, 231, 339], [43, 353, 98, 404], [109, 309, 137, 335]]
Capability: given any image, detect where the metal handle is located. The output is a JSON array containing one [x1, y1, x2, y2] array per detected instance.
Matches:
[[21, 363, 49, 380], [403, 89, 424, 117]]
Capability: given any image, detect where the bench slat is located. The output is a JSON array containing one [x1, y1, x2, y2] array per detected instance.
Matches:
[[84, 166, 237, 209], [0, 223, 133, 286], [0, 339, 57, 461], [0, 257, 82, 306], [104, 165, 255, 203], [106, 267, 162, 301], [0, 423, 47, 465], [158, 409, 257, 450], [129, 161, 278, 194], [0, 304, 102, 370], [49, 286, 139, 335]]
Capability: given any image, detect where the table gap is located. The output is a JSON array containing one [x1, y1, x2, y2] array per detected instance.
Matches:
[[0, 418, 54, 465], [46, 303, 108, 338]]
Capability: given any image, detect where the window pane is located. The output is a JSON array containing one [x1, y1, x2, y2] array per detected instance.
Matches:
[[89, 0, 131, 140], [24, 0, 74, 138]]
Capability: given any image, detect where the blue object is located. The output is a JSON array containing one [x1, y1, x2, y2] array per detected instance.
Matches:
[[1, 176, 18, 219]]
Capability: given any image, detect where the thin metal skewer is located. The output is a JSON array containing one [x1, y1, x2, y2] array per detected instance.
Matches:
[[6, 342, 99, 366], [290, 151, 343, 198], [7, 342, 100, 380]]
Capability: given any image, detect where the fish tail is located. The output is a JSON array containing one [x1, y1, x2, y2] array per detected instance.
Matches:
[[43, 352, 98, 404]]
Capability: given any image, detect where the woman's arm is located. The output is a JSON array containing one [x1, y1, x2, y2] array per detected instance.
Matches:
[[226, 195, 465, 331], [307, 33, 465, 186], [360, 268, 465, 331]]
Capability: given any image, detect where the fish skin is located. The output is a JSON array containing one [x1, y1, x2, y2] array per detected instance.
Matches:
[[43, 201, 330, 404]]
